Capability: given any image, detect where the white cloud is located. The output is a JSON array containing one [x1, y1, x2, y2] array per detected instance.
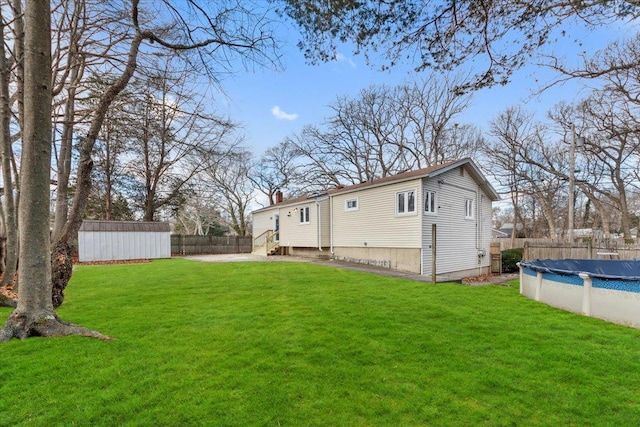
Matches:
[[335, 52, 356, 68], [271, 105, 298, 121]]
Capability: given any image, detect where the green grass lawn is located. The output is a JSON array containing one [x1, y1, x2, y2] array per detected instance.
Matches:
[[1, 259, 640, 426]]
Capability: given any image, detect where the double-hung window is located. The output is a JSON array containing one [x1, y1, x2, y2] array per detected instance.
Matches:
[[424, 191, 437, 215], [299, 206, 310, 224], [465, 198, 474, 219], [396, 190, 416, 215]]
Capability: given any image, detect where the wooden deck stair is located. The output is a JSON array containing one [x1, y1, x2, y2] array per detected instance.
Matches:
[[266, 244, 281, 256], [252, 229, 280, 256]]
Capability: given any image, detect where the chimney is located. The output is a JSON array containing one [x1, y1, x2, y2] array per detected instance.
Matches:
[[275, 190, 283, 204]]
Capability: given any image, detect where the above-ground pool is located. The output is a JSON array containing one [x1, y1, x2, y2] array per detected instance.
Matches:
[[518, 259, 640, 329]]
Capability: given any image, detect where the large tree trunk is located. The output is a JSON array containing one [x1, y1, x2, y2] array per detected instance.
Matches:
[[0, 294, 16, 308], [0, 7, 17, 288], [0, 0, 108, 341]]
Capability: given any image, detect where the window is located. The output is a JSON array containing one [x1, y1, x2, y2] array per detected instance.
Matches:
[[345, 198, 358, 211], [299, 206, 310, 224], [396, 190, 416, 215], [424, 191, 437, 215], [465, 199, 474, 219]]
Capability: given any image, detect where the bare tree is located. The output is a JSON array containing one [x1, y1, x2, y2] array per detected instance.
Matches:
[[0, 0, 109, 341], [91, 98, 134, 221], [51, 0, 279, 308], [0, 6, 17, 289], [174, 195, 227, 236], [545, 32, 640, 89], [395, 76, 476, 168], [484, 107, 534, 241], [117, 61, 240, 222], [249, 140, 303, 206], [483, 107, 568, 240], [203, 150, 254, 236], [290, 78, 474, 187], [484, 96, 640, 241], [278, 0, 637, 90], [0, 0, 280, 337], [50, 0, 93, 239], [576, 95, 640, 238], [290, 125, 364, 188]]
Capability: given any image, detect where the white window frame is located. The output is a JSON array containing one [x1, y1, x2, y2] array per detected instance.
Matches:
[[465, 198, 474, 219], [299, 206, 310, 224], [424, 190, 437, 215], [396, 189, 417, 216], [345, 198, 359, 211]]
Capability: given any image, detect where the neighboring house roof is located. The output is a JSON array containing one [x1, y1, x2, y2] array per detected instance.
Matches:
[[252, 158, 500, 214], [493, 228, 510, 238]]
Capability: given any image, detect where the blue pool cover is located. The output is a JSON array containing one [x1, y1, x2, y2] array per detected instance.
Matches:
[[519, 259, 640, 281]]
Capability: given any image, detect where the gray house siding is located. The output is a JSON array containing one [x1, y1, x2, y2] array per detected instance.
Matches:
[[421, 166, 493, 279]]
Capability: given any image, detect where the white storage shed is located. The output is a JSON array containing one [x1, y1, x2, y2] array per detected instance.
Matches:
[[78, 220, 171, 262]]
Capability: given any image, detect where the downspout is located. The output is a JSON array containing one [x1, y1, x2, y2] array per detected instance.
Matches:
[[477, 190, 487, 273], [477, 188, 481, 273], [330, 195, 334, 256], [316, 199, 323, 251], [476, 188, 480, 250]]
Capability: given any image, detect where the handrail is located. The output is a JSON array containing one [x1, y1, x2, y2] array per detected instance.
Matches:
[[254, 229, 279, 254], [253, 229, 273, 249]]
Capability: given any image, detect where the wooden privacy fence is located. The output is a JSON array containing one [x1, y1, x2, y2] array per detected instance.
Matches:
[[523, 241, 640, 260], [493, 238, 557, 252], [171, 235, 252, 255]]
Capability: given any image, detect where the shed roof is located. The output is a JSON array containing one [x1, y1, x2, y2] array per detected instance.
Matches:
[[79, 220, 171, 233]]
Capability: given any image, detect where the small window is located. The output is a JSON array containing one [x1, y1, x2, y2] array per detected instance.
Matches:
[[345, 198, 358, 211], [465, 199, 474, 219], [299, 206, 310, 224], [424, 191, 437, 215], [396, 190, 416, 215]]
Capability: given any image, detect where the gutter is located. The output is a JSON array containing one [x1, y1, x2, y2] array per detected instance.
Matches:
[[315, 196, 329, 252], [330, 195, 334, 255]]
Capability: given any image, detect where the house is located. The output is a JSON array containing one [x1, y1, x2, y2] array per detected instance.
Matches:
[[492, 228, 510, 239], [252, 158, 500, 281]]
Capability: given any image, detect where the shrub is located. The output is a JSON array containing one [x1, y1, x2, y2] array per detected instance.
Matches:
[[502, 248, 524, 273]]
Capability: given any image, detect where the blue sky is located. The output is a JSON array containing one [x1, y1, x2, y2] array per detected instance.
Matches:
[[221, 15, 636, 157]]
